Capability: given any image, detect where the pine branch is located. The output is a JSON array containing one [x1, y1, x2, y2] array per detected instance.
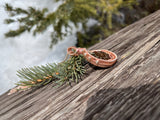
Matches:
[[16, 55, 86, 88], [4, 0, 137, 47]]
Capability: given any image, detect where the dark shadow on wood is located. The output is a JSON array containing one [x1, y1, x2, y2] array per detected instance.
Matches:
[[83, 82, 160, 120]]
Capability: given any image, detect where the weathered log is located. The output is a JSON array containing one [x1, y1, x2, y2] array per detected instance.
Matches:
[[0, 10, 160, 120]]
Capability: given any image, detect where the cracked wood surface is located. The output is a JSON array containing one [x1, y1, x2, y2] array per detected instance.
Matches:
[[0, 10, 160, 120]]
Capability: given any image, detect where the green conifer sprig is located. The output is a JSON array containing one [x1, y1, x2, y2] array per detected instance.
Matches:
[[16, 55, 86, 88]]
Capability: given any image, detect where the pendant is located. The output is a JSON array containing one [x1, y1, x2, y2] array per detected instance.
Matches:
[[67, 47, 117, 68]]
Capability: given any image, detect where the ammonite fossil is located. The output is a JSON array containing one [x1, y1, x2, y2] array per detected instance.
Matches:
[[67, 46, 117, 68]]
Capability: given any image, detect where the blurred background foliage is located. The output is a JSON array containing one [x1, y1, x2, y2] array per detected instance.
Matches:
[[4, 0, 160, 48]]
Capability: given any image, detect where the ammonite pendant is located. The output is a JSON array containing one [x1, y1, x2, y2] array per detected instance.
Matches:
[[67, 46, 117, 68]]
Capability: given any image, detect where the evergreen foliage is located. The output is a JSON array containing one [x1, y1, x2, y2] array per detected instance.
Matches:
[[16, 55, 86, 87], [5, 0, 136, 48]]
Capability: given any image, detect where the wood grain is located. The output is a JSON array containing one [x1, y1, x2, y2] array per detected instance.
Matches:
[[0, 10, 160, 120]]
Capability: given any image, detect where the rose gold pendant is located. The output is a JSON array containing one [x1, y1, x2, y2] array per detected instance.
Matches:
[[67, 46, 117, 68]]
